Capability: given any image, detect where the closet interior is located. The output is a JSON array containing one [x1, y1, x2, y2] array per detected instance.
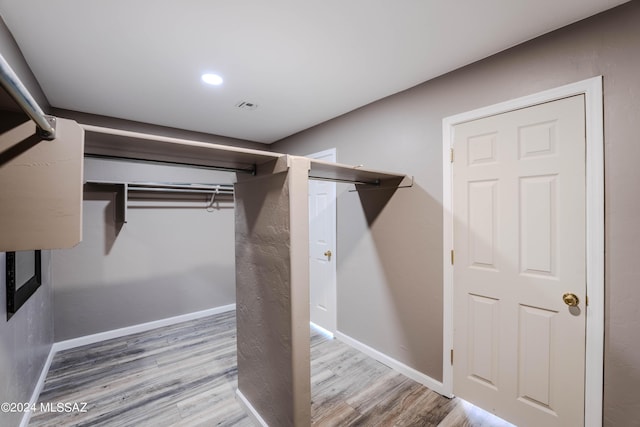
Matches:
[[1, 50, 410, 427]]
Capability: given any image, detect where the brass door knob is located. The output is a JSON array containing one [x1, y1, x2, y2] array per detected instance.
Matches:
[[324, 250, 332, 259], [562, 293, 579, 307]]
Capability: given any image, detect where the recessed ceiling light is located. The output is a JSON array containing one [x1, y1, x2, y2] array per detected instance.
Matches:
[[201, 73, 223, 86]]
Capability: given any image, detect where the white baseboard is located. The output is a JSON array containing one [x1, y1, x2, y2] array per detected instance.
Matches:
[[236, 389, 268, 427], [19, 343, 56, 427], [52, 304, 236, 353], [335, 331, 446, 396]]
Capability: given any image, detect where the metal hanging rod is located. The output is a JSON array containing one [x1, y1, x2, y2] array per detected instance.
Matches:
[[85, 153, 255, 175], [0, 53, 56, 140], [127, 185, 234, 195], [86, 180, 234, 193]]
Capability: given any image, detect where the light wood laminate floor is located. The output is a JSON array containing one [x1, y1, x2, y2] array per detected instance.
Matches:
[[29, 310, 513, 426]]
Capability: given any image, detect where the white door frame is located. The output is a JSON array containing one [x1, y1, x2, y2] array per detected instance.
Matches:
[[442, 76, 604, 426], [307, 148, 338, 335]]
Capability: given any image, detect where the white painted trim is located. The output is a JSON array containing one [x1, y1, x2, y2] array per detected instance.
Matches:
[[442, 116, 455, 398], [583, 77, 605, 427], [335, 331, 445, 395], [442, 76, 604, 426], [306, 147, 338, 335], [19, 344, 56, 427], [53, 304, 236, 352], [236, 389, 269, 427]]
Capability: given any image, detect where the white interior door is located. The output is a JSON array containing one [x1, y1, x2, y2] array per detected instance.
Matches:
[[308, 148, 337, 334], [452, 95, 586, 426]]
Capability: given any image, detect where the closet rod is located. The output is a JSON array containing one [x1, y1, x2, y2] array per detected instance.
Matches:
[[85, 153, 255, 175], [0, 53, 56, 140], [128, 186, 233, 195], [127, 182, 234, 190]]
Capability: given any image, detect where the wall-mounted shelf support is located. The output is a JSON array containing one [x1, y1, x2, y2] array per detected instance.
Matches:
[[347, 175, 414, 192]]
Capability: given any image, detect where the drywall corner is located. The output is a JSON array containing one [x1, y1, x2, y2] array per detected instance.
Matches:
[[234, 155, 311, 426]]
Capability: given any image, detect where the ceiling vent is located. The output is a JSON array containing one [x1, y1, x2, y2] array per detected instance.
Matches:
[[235, 101, 258, 111]]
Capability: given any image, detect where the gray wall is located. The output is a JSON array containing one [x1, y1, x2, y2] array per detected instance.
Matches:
[[51, 157, 238, 341], [49, 109, 266, 341], [1, 16, 54, 427], [272, 2, 640, 425], [235, 159, 311, 426], [0, 252, 54, 427]]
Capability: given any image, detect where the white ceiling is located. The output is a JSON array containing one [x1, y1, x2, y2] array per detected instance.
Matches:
[[0, 1, 628, 143]]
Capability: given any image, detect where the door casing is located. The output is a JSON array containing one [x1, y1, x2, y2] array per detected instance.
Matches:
[[442, 76, 604, 426]]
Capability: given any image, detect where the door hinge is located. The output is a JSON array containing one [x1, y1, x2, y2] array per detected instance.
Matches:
[[450, 349, 454, 365], [450, 250, 454, 265], [586, 295, 589, 306], [450, 148, 454, 163]]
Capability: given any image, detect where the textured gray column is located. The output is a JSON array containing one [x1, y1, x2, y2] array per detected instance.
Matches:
[[234, 155, 311, 426]]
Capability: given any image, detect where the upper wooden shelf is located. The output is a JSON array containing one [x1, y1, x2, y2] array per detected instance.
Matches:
[[82, 125, 409, 187], [308, 158, 407, 186], [82, 125, 282, 174]]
